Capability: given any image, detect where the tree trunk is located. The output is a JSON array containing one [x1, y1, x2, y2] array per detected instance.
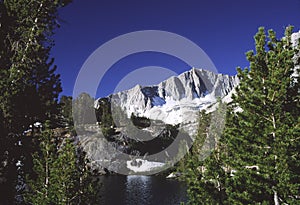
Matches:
[[274, 189, 279, 205]]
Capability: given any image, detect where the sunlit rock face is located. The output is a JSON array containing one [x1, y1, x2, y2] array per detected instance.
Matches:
[[95, 68, 239, 127]]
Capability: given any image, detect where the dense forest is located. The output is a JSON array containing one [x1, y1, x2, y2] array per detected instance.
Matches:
[[0, 0, 299, 204]]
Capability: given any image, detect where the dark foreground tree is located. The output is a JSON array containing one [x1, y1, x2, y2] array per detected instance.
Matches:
[[0, 0, 71, 133], [181, 26, 300, 205], [223, 26, 300, 204], [0, 0, 71, 202]]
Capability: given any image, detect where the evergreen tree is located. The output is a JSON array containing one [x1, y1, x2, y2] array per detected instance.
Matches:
[[181, 102, 228, 205], [180, 110, 211, 204], [0, 0, 71, 202], [25, 124, 100, 205], [0, 0, 71, 132], [181, 27, 299, 204], [25, 126, 56, 205], [59, 95, 74, 127], [223, 26, 300, 204], [95, 97, 116, 136]]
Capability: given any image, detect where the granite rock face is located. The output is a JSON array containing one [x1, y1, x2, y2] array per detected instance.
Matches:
[[95, 68, 239, 127]]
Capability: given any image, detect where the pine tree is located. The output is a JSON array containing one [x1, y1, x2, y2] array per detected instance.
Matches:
[[25, 124, 100, 205], [24, 126, 56, 205], [223, 26, 300, 204], [0, 0, 71, 132], [94, 97, 116, 136], [181, 110, 212, 204], [181, 27, 299, 204], [59, 95, 74, 127], [0, 0, 71, 202], [181, 102, 228, 205]]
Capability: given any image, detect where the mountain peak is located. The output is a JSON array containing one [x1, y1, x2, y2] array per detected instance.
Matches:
[[95, 68, 239, 127]]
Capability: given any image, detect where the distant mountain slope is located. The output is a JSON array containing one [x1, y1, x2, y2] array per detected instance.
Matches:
[[95, 68, 239, 128]]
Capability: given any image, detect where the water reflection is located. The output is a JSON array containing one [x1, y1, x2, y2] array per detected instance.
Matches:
[[99, 175, 187, 205], [126, 176, 153, 204]]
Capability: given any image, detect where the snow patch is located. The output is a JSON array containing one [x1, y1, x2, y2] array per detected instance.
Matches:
[[143, 94, 217, 125], [126, 159, 165, 173], [292, 30, 300, 47]]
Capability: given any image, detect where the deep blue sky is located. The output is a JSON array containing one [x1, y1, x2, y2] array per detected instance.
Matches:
[[52, 0, 300, 98]]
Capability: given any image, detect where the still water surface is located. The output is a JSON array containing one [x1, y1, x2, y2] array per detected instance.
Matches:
[[98, 175, 187, 205]]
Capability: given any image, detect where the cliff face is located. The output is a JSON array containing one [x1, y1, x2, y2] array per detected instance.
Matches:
[[96, 68, 239, 126]]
